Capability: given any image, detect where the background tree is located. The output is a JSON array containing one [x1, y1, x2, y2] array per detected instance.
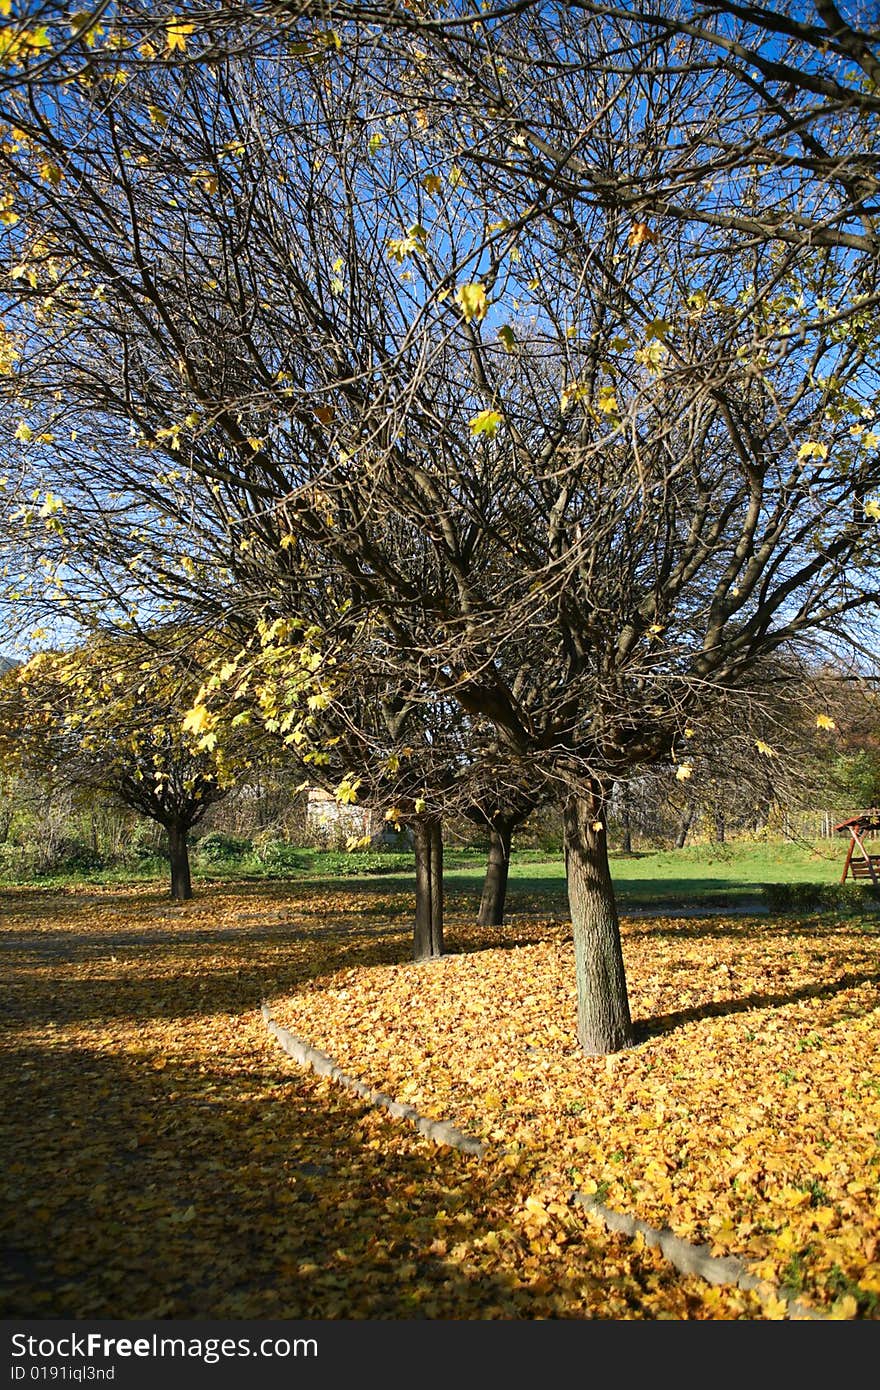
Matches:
[[0, 630, 255, 899]]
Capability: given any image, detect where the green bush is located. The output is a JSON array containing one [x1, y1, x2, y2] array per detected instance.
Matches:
[[124, 820, 166, 862], [0, 838, 106, 878], [255, 840, 308, 871], [57, 839, 105, 871], [0, 843, 28, 879], [761, 881, 880, 914], [194, 832, 254, 863]]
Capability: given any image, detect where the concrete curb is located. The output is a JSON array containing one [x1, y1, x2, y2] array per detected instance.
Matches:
[[261, 1001, 827, 1319], [572, 1192, 825, 1319], [261, 1003, 485, 1156]]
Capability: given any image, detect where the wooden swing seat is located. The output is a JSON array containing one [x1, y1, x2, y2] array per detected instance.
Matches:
[[834, 812, 880, 886], [847, 856, 880, 879]]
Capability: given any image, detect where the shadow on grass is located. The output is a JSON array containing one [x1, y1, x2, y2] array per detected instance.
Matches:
[[0, 864, 823, 917], [613, 877, 771, 906]]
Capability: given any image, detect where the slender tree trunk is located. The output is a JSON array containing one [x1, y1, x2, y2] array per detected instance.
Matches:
[[713, 810, 726, 844], [675, 805, 694, 850], [413, 816, 443, 960], [478, 820, 512, 926], [619, 787, 633, 854], [166, 821, 193, 902], [564, 790, 634, 1055]]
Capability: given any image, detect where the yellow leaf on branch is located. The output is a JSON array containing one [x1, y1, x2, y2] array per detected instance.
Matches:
[[165, 22, 195, 53], [455, 283, 488, 323], [335, 776, 361, 806], [628, 222, 658, 247], [469, 409, 503, 438], [797, 441, 828, 462], [182, 705, 211, 736]]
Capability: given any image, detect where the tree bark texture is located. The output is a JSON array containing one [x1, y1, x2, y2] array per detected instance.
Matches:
[[413, 816, 443, 960], [563, 791, 634, 1055], [167, 821, 193, 902], [619, 787, 633, 854], [675, 805, 694, 850], [478, 821, 512, 926]]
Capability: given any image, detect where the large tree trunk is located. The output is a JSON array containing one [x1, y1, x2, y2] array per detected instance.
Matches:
[[166, 821, 193, 902], [564, 790, 634, 1056], [413, 816, 443, 960], [478, 820, 512, 926]]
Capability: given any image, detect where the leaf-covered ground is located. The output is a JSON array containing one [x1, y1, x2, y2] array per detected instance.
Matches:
[[1, 883, 877, 1319]]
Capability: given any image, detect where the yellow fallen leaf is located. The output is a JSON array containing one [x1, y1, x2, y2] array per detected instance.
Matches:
[[829, 1294, 859, 1319]]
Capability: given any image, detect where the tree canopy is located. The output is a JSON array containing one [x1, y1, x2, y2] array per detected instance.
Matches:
[[2, 3, 879, 1050]]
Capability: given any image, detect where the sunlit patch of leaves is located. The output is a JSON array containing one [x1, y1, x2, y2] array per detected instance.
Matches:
[[273, 910, 880, 1318]]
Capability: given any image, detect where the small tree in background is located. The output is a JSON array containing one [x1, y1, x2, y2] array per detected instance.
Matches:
[[189, 622, 543, 956], [0, 630, 256, 899]]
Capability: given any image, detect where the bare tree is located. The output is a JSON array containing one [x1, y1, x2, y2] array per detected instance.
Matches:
[[2, 26, 880, 1052]]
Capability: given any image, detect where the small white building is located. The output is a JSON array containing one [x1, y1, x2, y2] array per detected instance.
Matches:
[[305, 787, 376, 846], [304, 787, 413, 849]]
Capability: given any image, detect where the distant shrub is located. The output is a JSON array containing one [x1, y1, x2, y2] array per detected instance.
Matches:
[[195, 832, 254, 863], [124, 821, 166, 862], [0, 837, 105, 879], [762, 882, 880, 914], [0, 843, 28, 878], [512, 847, 562, 863], [255, 840, 307, 871], [58, 839, 105, 871]]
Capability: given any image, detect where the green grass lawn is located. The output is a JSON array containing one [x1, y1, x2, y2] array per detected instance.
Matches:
[[3, 836, 851, 913], [449, 839, 845, 911]]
